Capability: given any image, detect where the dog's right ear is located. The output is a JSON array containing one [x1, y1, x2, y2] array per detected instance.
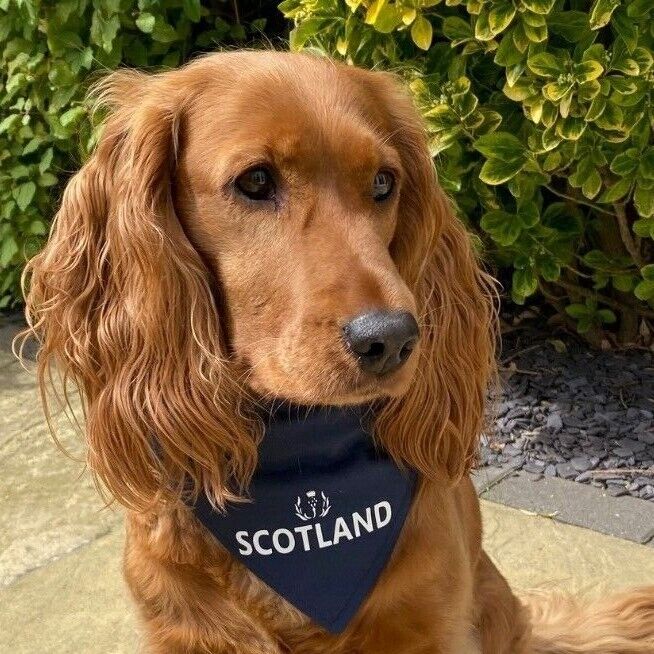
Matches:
[[22, 67, 260, 512], [348, 67, 498, 483]]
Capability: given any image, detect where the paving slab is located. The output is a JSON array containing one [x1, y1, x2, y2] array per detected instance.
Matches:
[[0, 526, 140, 654], [0, 416, 119, 587], [1, 501, 653, 653], [483, 501, 654, 596], [480, 472, 654, 545]]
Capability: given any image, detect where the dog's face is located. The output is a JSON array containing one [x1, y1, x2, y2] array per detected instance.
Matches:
[[174, 57, 419, 405], [26, 52, 495, 508]]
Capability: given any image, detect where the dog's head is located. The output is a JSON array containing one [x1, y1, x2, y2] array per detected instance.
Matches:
[[24, 52, 496, 509]]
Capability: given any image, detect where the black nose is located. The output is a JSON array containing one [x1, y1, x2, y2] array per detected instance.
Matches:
[[342, 310, 420, 375]]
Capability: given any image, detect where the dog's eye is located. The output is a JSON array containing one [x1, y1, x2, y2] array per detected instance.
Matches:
[[372, 171, 394, 201], [235, 167, 275, 201]]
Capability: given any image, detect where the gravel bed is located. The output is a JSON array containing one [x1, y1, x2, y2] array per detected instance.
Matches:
[[481, 325, 654, 501]]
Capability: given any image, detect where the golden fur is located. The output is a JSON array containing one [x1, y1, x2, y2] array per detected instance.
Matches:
[[22, 51, 654, 653]]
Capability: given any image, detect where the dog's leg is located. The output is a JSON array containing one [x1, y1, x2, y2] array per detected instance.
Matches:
[[137, 614, 283, 654], [127, 563, 284, 654], [123, 512, 284, 654]]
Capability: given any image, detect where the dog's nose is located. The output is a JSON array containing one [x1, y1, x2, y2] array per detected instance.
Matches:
[[342, 310, 419, 375]]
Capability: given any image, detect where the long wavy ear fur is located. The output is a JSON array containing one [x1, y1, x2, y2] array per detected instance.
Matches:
[[364, 72, 498, 482], [21, 67, 259, 512]]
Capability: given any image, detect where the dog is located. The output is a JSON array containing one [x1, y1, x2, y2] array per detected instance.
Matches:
[[22, 51, 654, 653]]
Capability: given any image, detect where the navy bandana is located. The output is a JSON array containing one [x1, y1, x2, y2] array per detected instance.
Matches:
[[193, 404, 417, 633]]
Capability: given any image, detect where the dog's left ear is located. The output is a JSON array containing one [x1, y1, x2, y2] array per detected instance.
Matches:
[[23, 66, 259, 511], [356, 70, 498, 482]]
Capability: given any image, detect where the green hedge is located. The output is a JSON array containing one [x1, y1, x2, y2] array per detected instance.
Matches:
[[0, 0, 278, 309], [2, 0, 654, 343], [281, 0, 654, 343]]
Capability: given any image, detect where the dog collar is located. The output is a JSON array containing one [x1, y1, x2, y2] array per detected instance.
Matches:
[[193, 404, 417, 633]]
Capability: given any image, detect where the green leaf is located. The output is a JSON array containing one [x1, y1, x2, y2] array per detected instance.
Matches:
[[473, 132, 526, 162], [556, 117, 586, 140], [528, 52, 561, 77], [442, 16, 472, 43], [39, 148, 53, 175], [518, 201, 539, 228], [364, 0, 386, 24], [583, 250, 612, 269], [479, 158, 525, 185], [585, 94, 607, 121], [543, 82, 573, 102], [541, 125, 561, 150], [613, 274, 634, 292], [452, 93, 478, 119], [634, 218, 654, 238], [522, 20, 547, 43], [610, 150, 639, 176], [91, 12, 120, 52], [22, 137, 44, 155], [0, 114, 20, 135], [597, 309, 617, 324], [539, 258, 561, 282], [582, 169, 602, 199], [60, 106, 86, 127], [474, 11, 494, 41], [410, 15, 432, 50], [521, 0, 555, 14], [627, 0, 652, 17], [488, 4, 515, 35], [152, 19, 179, 43], [135, 12, 155, 33], [38, 172, 58, 187], [29, 220, 47, 236], [513, 268, 538, 298], [548, 11, 590, 42], [599, 177, 632, 203], [589, 0, 620, 30], [633, 47, 653, 75], [0, 236, 19, 267], [424, 105, 459, 130], [13, 182, 36, 212], [481, 210, 522, 245], [182, 0, 201, 22], [611, 9, 637, 53], [639, 150, 654, 180], [634, 280, 654, 301], [595, 102, 624, 130], [573, 60, 604, 83], [641, 265, 654, 282], [372, 3, 403, 32], [543, 150, 561, 171], [503, 78, 538, 101], [290, 18, 330, 49], [566, 303, 591, 319], [494, 30, 523, 66], [634, 185, 654, 218]]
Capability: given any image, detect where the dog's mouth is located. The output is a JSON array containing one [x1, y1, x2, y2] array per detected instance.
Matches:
[[233, 309, 420, 407], [335, 359, 418, 404]]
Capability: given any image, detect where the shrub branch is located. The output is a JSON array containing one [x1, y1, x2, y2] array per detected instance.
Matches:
[[544, 185, 615, 217], [614, 203, 643, 268], [555, 279, 654, 320]]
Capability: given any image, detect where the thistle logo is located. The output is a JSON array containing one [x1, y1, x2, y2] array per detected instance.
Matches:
[[294, 490, 331, 521]]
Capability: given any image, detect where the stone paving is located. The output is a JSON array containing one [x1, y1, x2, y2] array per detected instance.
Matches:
[[1, 314, 654, 652]]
